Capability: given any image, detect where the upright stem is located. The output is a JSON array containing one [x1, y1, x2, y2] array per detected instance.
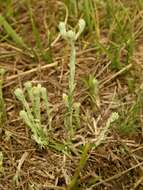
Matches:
[[68, 42, 76, 135], [67, 143, 91, 190]]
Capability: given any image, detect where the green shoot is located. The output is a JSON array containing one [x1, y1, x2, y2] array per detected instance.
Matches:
[[14, 82, 52, 148], [0, 15, 27, 48], [83, 75, 100, 108], [67, 143, 90, 190], [59, 19, 85, 137]]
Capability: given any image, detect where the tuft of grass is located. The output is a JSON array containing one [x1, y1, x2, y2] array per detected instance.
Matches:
[[108, 3, 134, 69], [81, 0, 99, 36], [0, 15, 27, 48], [117, 91, 143, 135], [14, 82, 52, 148], [59, 18, 85, 138], [27, 0, 53, 63], [64, 0, 100, 38], [95, 0, 135, 70], [27, 0, 42, 50]]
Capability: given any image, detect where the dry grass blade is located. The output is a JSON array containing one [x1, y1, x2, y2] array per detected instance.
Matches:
[[5, 62, 58, 82], [13, 152, 29, 185]]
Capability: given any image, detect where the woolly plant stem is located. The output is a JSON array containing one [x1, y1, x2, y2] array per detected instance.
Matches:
[[68, 42, 76, 134]]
